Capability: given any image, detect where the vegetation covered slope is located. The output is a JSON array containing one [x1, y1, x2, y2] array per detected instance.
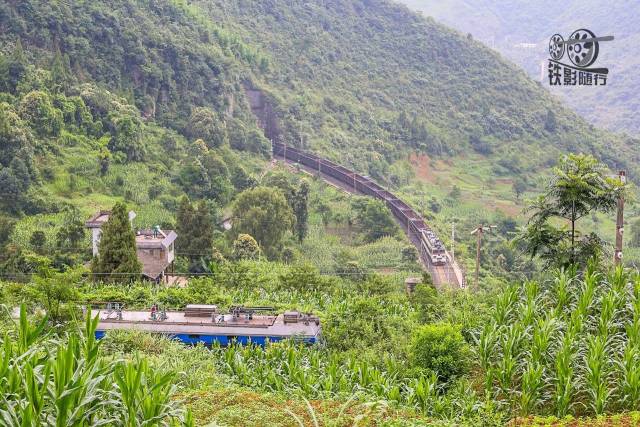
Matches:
[[2, 0, 638, 184], [192, 0, 638, 178], [0, 0, 637, 281], [401, 0, 640, 135]]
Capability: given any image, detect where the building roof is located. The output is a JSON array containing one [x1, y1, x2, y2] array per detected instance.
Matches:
[[85, 211, 112, 228], [135, 229, 177, 249], [86, 210, 137, 228]]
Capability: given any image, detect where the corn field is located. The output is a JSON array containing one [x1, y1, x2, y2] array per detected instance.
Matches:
[[201, 340, 498, 422], [478, 265, 640, 417], [0, 305, 192, 426]]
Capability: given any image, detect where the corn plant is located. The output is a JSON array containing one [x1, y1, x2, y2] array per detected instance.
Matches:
[[554, 332, 576, 417], [476, 320, 499, 393], [519, 362, 543, 415], [552, 269, 572, 318], [584, 334, 611, 414], [0, 304, 191, 426], [616, 342, 640, 410]]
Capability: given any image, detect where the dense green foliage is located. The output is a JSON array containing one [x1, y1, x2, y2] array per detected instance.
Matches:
[[411, 323, 470, 383], [231, 186, 294, 258], [2, 0, 635, 190], [1, 1, 639, 425], [351, 197, 400, 243], [232, 233, 260, 261], [0, 0, 635, 284], [176, 197, 215, 272], [191, 0, 637, 178], [4, 258, 500, 425]]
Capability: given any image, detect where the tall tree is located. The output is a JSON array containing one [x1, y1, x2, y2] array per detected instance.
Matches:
[[176, 196, 196, 255], [176, 197, 214, 272], [0, 40, 26, 93], [56, 206, 86, 249], [0, 168, 21, 213], [187, 107, 227, 148], [50, 48, 72, 93], [91, 202, 141, 281], [232, 186, 294, 257], [351, 196, 398, 242], [292, 179, 309, 242], [519, 154, 622, 266], [263, 171, 296, 205], [108, 113, 145, 162]]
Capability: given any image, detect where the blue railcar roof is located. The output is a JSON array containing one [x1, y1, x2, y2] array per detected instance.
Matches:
[[95, 309, 321, 339]]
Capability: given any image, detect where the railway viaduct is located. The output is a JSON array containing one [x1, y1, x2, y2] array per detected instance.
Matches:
[[272, 143, 466, 289]]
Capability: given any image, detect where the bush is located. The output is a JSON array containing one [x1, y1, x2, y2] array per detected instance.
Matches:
[[411, 323, 469, 384], [412, 282, 439, 323], [278, 263, 323, 291], [232, 233, 261, 260]]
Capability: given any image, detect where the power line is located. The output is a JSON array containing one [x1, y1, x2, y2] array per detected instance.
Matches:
[[0, 266, 425, 278]]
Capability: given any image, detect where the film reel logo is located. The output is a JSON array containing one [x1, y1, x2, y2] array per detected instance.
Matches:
[[548, 29, 613, 86], [549, 29, 613, 68]]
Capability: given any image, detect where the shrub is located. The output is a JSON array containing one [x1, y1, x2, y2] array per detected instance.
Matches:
[[411, 323, 469, 383], [232, 233, 260, 260], [412, 282, 439, 323]]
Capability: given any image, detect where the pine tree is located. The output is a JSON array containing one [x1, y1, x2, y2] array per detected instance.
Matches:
[[91, 202, 141, 282]]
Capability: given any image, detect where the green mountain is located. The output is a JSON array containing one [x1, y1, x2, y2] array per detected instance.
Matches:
[[400, 0, 640, 136], [0, 0, 637, 271]]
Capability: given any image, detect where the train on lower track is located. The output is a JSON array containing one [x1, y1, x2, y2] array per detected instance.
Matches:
[[273, 143, 447, 266], [94, 303, 321, 346]]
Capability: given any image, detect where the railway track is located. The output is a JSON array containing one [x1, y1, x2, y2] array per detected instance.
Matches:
[[273, 143, 466, 289]]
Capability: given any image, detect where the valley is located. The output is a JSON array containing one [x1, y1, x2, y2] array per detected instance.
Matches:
[[0, 0, 638, 426]]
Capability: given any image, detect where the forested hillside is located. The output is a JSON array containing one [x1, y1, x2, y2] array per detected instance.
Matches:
[[1, 0, 638, 280], [2, 0, 637, 184], [401, 0, 640, 135], [194, 0, 638, 175]]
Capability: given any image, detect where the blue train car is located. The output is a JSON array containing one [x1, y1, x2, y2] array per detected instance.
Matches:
[[94, 304, 321, 346]]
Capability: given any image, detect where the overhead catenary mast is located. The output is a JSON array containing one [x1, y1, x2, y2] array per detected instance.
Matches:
[[614, 170, 626, 265], [470, 224, 496, 289]]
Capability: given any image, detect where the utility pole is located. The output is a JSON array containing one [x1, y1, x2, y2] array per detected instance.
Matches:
[[471, 225, 495, 289], [614, 170, 626, 265], [451, 222, 456, 263]]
